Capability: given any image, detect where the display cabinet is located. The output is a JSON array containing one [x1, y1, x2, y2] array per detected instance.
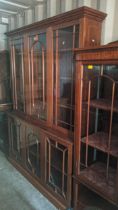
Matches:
[[74, 42, 118, 208], [7, 6, 106, 210]]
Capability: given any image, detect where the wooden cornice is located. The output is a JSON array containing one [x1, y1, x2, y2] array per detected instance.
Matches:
[[76, 42, 118, 62], [6, 6, 107, 37]]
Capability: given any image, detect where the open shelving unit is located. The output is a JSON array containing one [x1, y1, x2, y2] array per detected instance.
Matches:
[[74, 44, 118, 208]]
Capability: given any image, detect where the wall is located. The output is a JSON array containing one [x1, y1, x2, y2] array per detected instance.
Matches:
[[0, 24, 8, 51], [7, 0, 118, 45]]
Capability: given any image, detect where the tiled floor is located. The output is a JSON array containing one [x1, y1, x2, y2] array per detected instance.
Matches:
[[0, 151, 57, 210]]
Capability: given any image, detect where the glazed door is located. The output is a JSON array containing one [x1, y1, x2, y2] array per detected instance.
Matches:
[[8, 116, 25, 164], [45, 134, 72, 206], [11, 38, 25, 112], [29, 32, 47, 121], [25, 125, 43, 179], [53, 25, 79, 133]]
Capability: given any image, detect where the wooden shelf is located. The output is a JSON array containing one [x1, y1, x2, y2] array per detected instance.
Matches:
[[78, 162, 116, 202], [59, 104, 74, 110], [81, 132, 118, 157], [88, 99, 118, 112], [76, 184, 118, 210], [57, 48, 79, 52]]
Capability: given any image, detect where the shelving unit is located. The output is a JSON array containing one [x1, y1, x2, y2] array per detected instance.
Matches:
[[74, 43, 118, 208]]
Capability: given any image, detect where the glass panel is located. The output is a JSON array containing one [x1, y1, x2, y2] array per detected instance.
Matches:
[[30, 33, 47, 121], [46, 138, 68, 198], [54, 25, 79, 131], [26, 132, 41, 178], [58, 26, 73, 50]]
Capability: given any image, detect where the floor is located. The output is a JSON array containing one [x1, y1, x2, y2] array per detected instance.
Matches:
[[0, 150, 118, 210], [0, 151, 57, 210]]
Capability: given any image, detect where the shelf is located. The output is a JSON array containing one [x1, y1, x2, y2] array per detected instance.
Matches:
[[76, 184, 118, 210], [78, 162, 116, 202], [86, 99, 118, 112], [60, 77, 74, 80], [81, 132, 118, 157], [59, 104, 74, 110], [54, 48, 79, 52]]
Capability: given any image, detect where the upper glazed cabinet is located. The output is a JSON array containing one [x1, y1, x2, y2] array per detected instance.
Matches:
[[8, 7, 106, 134]]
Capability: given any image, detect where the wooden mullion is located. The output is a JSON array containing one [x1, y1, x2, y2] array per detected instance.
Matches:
[[24, 34, 32, 115], [55, 30, 60, 126], [46, 27, 53, 126], [74, 61, 83, 175]]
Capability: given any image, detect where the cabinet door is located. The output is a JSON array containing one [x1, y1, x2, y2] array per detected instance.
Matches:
[[25, 125, 43, 179], [53, 25, 79, 132], [45, 135, 72, 205], [11, 38, 25, 112], [29, 32, 47, 121], [8, 116, 25, 164]]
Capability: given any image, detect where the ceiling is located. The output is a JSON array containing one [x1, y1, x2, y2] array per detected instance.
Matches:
[[0, 0, 45, 17]]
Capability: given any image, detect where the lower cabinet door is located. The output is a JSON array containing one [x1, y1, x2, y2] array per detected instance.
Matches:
[[45, 134, 72, 206], [8, 116, 25, 164], [8, 115, 73, 208], [25, 125, 43, 179]]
